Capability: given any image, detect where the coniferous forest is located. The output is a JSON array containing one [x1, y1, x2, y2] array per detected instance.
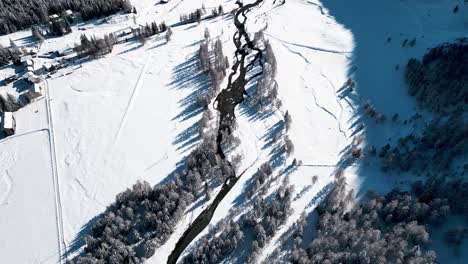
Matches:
[[0, 0, 133, 35]]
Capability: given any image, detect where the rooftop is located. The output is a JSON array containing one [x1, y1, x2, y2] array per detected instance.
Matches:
[[2, 112, 14, 129]]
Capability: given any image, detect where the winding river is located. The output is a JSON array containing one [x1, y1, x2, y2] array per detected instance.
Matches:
[[166, 1, 265, 263]]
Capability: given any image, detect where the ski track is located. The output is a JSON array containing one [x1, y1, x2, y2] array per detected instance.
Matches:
[[43, 77, 67, 263], [112, 53, 152, 150]]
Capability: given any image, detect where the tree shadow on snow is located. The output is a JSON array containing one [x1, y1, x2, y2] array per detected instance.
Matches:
[[170, 53, 211, 122], [169, 52, 212, 152], [239, 76, 275, 122], [172, 120, 201, 152], [64, 215, 99, 260]]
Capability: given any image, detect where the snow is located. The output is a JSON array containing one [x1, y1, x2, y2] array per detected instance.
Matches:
[[0, 0, 466, 263], [0, 97, 59, 263], [3, 112, 14, 129]]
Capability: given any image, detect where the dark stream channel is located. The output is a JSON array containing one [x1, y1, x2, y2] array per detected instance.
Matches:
[[166, 1, 265, 263]]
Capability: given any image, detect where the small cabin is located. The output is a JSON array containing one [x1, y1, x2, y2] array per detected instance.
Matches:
[[21, 56, 34, 67], [23, 72, 42, 84], [2, 112, 16, 136], [43, 63, 53, 72], [27, 82, 44, 100]]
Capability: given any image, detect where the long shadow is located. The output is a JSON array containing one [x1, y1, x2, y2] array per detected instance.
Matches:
[[172, 120, 201, 152], [14, 35, 36, 46], [261, 119, 284, 150], [63, 215, 98, 260], [169, 52, 212, 152], [260, 120, 287, 170], [170, 53, 211, 122], [116, 44, 142, 55]]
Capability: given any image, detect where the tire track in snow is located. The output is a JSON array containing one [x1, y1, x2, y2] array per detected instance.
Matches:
[[43, 77, 67, 263], [112, 54, 152, 150]]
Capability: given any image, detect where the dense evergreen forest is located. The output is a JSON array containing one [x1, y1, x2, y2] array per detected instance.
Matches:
[[0, 0, 133, 35]]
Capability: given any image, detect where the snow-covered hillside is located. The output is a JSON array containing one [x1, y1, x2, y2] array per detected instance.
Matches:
[[0, 0, 466, 263]]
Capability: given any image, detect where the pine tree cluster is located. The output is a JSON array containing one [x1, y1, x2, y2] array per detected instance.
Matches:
[[0, 0, 133, 35]]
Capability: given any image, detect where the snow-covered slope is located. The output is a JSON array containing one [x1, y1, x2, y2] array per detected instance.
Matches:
[[0, 0, 466, 263]]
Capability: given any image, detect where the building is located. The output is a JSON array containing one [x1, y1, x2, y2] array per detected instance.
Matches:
[[26, 82, 44, 100], [21, 56, 34, 67], [43, 63, 55, 72], [23, 72, 42, 84], [58, 48, 75, 57], [1, 112, 16, 136]]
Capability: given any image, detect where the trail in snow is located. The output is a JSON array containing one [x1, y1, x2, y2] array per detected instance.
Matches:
[[265, 32, 352, 56], [299, 164, 336, 168], [320, 71, 349, 139], [276, 35, 349, 141], [144, 152, 169, 172], [112, 53, 152, 149], [280, 43, 312, 63], [43, 77, 66, 263], [0, 128, 48, 144], [168, 0, 186, 13]]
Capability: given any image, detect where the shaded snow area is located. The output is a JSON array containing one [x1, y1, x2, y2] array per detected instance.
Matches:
[[0, 0, 466, 263]]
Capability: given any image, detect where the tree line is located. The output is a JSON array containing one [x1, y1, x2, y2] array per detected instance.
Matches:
[[179, 5, 225, 24], [379, 113, 467, 174], [75, 33, 117, 58], [405, 39, 467, 114], [284, 172, 468, 264], [0, 45, 20, 67], [196, 28, 229, 109], [181, 177, 294, 264], [289, 177, 432, 263], [133, 21, 168, 44], [0, 0, 133, 35], [70, 113, 237, 264], [375, 40, 468, 175]]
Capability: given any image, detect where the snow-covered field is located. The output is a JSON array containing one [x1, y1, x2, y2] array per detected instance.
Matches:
[[0, 0, 466, 263]]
